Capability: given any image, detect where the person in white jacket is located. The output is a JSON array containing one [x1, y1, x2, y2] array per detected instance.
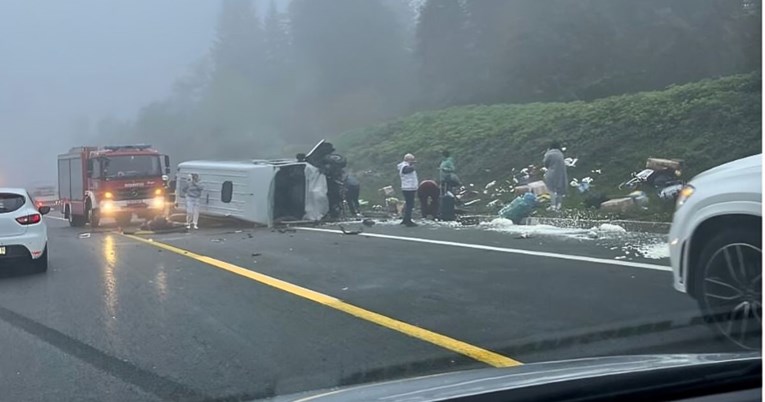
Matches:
[[397, 153, 419, 227]]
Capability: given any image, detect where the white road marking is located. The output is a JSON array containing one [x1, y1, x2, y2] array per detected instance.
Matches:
[[296, 227, 672, 272], [45, 216, 68, 222]]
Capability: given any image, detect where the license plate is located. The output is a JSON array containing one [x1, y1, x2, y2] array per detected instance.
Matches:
[[0, 247, 5, 255]]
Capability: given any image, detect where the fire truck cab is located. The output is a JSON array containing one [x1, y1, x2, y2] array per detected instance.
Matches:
[[58, 145, 170, 227]]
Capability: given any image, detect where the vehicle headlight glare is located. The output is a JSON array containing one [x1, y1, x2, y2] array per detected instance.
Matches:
[[102, 201, 114, 212], [152, 197, 164, 209], [676, 185, 695, 209]]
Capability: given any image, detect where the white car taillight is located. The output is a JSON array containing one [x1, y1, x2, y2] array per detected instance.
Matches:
[[16, 213, 42, 225]]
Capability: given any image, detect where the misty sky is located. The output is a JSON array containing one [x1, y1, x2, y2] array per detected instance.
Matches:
[[0, 0, 287, 187]]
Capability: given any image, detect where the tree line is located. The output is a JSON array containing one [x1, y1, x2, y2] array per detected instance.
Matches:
[[90, 0, 760, 162]]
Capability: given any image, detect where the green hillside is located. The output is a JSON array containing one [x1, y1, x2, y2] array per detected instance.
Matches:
[[336, 73, 761, 216]]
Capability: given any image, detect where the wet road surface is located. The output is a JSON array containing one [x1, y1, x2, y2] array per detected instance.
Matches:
[[0, 215, 739, 401]]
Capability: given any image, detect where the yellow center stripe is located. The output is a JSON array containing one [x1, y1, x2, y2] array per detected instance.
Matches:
[[123, 234, 522, 368]]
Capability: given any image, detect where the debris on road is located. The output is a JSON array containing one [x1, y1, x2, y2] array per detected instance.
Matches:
[[487, 199, 502, 208], [338, 225, 363, 235], [211, 238, 225, 243], [78, 233, 91, 239], [659, 183, 683, 200], [600, 197, 635, 212], [362, 219, 375, 226], [527, 181, 549, 196], [595, 223, 628, 233], [379, 186, 395, 196], [629, 191, 650, 209], [646, 157, 684, 171], [458, 216, 480, 226], [251, 253, 261, 257], [499, 193, 537, 223]]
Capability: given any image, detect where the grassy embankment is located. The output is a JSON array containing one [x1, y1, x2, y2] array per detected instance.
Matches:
[[335, 73, 761, 221]]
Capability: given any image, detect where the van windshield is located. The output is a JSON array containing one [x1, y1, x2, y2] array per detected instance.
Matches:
[[103, 155, 161, 179]]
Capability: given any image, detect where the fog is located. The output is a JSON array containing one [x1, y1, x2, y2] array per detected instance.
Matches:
[[0, 1, 278, 187], [0, 0, 758, 188]]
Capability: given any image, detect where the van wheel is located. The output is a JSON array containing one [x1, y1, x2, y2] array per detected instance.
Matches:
[[694, 228, 761, 350], [32, 246, 48, 273]]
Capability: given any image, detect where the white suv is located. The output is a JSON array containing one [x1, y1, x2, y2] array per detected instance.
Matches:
[[0, 188, 50, 273], [669, 154, 761, 349]]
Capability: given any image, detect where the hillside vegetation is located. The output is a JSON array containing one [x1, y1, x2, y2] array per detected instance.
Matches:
[[337, 73, 762, 213]]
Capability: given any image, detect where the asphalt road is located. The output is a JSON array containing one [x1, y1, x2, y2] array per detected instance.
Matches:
[[0, 215, 740, 401]]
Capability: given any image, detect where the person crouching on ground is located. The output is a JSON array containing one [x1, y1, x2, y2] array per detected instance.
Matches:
[[397, 154, 419, 227], [417, 179, 440, 220], [543, 141, 568, 211], [181, 173, 203, 229]]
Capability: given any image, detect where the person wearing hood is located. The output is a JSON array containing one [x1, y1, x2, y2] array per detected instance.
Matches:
[[543, 141, 568, 211], [181, 173, 204, 229], [397, 153, 419, 227]]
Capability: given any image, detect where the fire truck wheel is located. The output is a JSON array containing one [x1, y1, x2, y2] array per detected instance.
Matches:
[[89, 209, 101, 228], [116, 214, 132, 227], [68, 212, 86, 227]]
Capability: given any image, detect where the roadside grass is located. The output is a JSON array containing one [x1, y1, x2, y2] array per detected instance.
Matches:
[[335, 73, 761, 220]]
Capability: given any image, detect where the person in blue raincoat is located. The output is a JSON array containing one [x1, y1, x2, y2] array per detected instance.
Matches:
[[543, 141, 568, 211]]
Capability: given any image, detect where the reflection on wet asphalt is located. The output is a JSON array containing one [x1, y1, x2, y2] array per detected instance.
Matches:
[[0, 216, 739, 400]]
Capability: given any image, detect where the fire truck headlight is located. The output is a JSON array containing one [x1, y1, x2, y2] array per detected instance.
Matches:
[[152, 197, 165, 209], [104, 192, 113, 199], [101, 201, 114, 213], [154, 188, 163, 196]]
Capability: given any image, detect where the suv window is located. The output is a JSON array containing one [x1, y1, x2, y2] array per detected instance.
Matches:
[[0, 193, 25, 213]]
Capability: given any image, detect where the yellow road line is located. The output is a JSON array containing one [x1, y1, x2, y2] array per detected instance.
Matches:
[[123, 234, 522, 368]]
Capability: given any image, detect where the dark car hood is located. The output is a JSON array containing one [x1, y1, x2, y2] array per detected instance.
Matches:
[[268, 353, 760, 402]]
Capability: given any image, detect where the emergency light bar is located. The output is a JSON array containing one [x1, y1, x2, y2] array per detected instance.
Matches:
[[103, 144, 153, 151]]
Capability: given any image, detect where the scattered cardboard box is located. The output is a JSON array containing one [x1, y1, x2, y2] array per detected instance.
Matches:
[[527, 180, 549, 196], [600, 197, 635, 212]]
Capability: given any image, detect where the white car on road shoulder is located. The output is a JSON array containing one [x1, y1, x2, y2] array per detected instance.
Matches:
[[669, 154, 761, 349], [0, 188, 50, 272]]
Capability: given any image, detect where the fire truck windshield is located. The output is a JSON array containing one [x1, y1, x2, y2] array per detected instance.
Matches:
[[102, 155, 161, 179]]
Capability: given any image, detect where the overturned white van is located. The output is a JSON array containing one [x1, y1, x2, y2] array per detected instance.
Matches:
[[175, 159, 329, 227]]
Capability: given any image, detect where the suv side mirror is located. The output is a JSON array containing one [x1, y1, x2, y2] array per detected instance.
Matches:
[[163, 155, 171, 174], [38, 206, 51, 215]]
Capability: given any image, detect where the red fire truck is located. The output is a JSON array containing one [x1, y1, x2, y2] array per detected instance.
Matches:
[[57, 145, 170, 227]]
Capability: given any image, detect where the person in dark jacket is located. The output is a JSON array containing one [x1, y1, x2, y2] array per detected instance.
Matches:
[[344, 172, 361, 216], [543, 141, 568, 211]]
